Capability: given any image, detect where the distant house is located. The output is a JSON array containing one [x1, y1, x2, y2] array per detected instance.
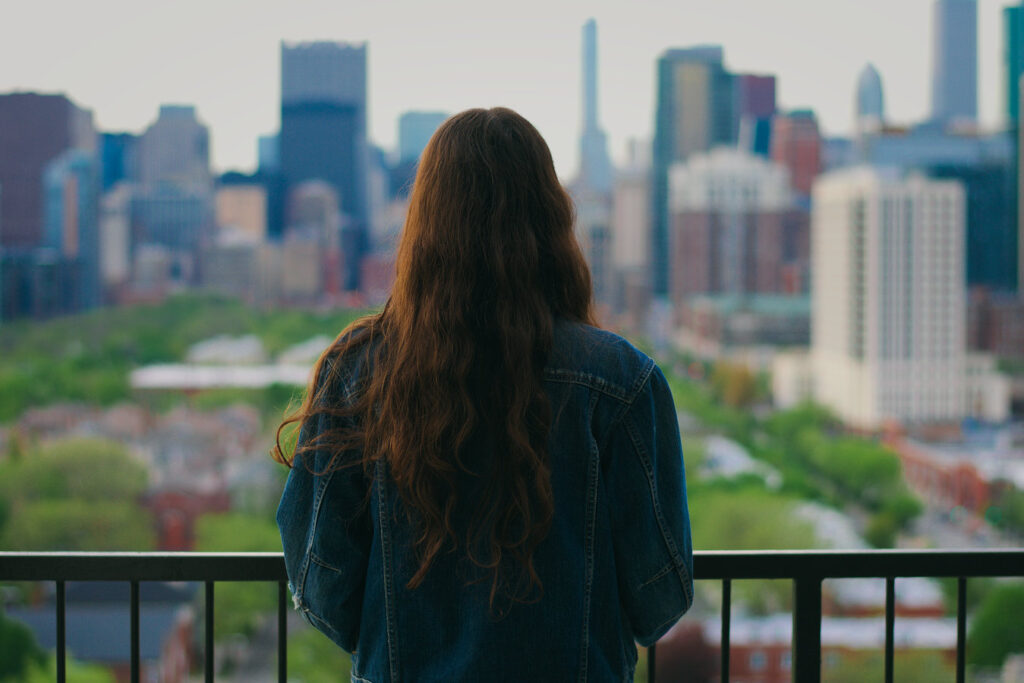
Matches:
[[7, 581, 195, 683]]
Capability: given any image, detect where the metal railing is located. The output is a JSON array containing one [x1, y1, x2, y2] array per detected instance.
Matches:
[[2, 549, 1024, 683]]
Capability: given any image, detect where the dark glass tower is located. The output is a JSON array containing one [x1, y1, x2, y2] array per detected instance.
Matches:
[[651, 47, 736, 296], [279, 42, 368, 291]]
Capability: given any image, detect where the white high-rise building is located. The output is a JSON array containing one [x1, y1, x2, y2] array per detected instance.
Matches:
[[811, 167, 966, 428]]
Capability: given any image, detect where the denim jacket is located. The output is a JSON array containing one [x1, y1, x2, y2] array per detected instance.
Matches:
[[277, 320, 693, 682]]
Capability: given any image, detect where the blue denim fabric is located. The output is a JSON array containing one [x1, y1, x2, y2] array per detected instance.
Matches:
[[277, 320, 693, 682]]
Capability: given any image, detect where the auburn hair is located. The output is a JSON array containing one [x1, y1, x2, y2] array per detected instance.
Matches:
[[274, 107, 595, 608]]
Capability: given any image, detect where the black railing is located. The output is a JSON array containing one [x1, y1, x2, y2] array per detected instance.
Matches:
[[2, 549, 1024, 683]]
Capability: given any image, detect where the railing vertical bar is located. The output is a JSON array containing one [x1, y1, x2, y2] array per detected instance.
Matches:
[[792, 577, 822, 683], [721, 578, 731, 683], [130, 581, 140, 683], [56, 580, 66, 683], [205, 581, 214, 683], [956, 577, 967, 683], [647, 642, 656, 683], [278, 581, 288, 683], [884, 577, 895, 683]]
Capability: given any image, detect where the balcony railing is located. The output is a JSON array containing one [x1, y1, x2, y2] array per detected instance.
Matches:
[[2, 549, 1024, 683]]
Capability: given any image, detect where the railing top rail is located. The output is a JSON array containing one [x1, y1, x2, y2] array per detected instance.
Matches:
[[1, 549, 1023, 582], [692, 548, 1024, 579], [0, 552, 288, 582]]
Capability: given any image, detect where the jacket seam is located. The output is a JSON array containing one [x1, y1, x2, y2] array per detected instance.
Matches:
[[623, 409, 691, 604], [543, 369, 632, 402], [310, 552, 345, 574], [637, 561, 674, 590], [296, 464, 336, 601], [376, 460, 400, 683], [577, 391, 601, 683]]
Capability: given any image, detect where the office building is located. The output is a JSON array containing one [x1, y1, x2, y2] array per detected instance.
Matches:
[[611, 140, 652, 324], [138, 105, 211, 192], [651, 46, 737, 295], [43, 150, 101, 309], [280, 41, 368, 290], [99, 132, 138, 191], [100, 184, 132, 295], [0, 92, 95, 249], [811, 168, 967, 428], [398, 111, 447, 163], [132, 184, 211, 253], [928, 163, 1016, 292], [216, 173, 267, 245], [668, 149, 804, 312], [931, 0, 978, 126], [736, 74, 776, 157], [133, 105, 213, 264], [771, 110, 822, 199]]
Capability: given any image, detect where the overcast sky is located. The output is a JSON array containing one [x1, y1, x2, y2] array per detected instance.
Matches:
[[0, 0, 1011, 178]]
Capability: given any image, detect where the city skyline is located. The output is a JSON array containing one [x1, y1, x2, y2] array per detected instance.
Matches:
[[0, 0, 1011, 178]]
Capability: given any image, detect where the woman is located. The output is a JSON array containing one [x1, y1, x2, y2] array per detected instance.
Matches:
[[275, 107, 692, 682]]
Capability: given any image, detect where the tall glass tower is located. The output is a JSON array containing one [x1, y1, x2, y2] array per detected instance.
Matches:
[[577, 18, 612, 194], [930, 0, 977, 126], [650, 46, 736, 296], [280, 41, 369, 290]]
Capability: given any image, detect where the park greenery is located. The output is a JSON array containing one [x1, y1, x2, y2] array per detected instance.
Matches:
[[0, 437, 155, 551], [967, 581, 1024, 669], [0, 293, 366, 422], [663, 363, 923, 548]]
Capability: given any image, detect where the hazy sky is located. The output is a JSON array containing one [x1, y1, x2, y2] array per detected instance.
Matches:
[[0, 0, 1011, 178]]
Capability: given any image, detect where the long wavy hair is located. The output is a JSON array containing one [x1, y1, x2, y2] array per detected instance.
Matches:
[[274, 107, 595, 607]]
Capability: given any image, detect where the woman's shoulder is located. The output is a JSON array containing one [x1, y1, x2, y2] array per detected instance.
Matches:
[[547, 319, 656, 402], [314, 319, 381, 397]]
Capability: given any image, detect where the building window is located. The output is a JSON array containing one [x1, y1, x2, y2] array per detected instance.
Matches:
[[750, 651, 766, 671], [780, 651, 792, 670]]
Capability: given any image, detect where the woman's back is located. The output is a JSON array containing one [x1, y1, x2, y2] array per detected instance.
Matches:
[[275, 108, 691, 682], [278, 320, 692, 682]]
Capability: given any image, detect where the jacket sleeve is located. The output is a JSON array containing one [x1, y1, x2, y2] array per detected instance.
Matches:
[[276, 406, 371, 653], [605, 363, 693, 646]]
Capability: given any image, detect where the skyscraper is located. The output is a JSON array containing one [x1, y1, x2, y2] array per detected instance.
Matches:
[[668, 148, 801, 308], [931, 0, 978, 126], [0, 92, 95, 249], [651, 46, 737, 296], [855, 63, 885, 132], [736, 74, 777, 157], [578, 18, 613, 194], [44, 149, 101, 309], [811, 168, 966, 428], [134, 105, 213, 258], [398, 111, 447, 163], [771, 110, 822, 199], [0, 92, 96, 320], [280, 41, 368, 290], [138, 105, 211, 192], [1004, 3, 1024, 124]]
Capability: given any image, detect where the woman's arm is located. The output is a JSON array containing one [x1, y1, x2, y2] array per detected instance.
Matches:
[[605, 364, 694, 646], [277, 398, 372, 653]]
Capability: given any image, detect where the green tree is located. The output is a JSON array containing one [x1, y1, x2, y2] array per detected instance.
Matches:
[[0, 610, 45, 681], [967, 582, 1024, 668], [22, 657, 115, 683], [2, 500, 155, 551], [709, 361, 757, 408], [287, 625, 353, 682], [0, 438, 155, 551], [827, 650, 953, 683]]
